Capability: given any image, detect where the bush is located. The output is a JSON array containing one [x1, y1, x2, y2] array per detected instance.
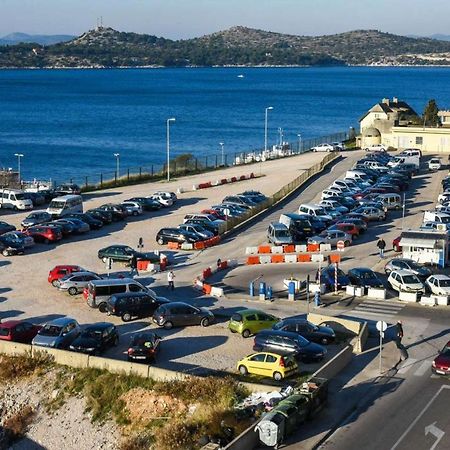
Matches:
[[2, 405, 35, 444], [0, 352, 53, 381]]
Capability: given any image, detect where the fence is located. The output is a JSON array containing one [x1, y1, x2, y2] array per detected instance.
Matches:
[[218, 150, 340, 234], [62, 130, 348, 191]]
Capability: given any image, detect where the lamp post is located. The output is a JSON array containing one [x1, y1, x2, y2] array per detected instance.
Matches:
[[278, 127, 283, 147], [264, 106, 273, 153], [166, 118, 176, 182], [219, 142, 225, 166], [297, 133, 302, 153], [14, 153, 24, 184], [113, 153, 120, 178]]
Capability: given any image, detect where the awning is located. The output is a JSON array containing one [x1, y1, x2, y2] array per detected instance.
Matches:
[[399, 237, 442, 249]]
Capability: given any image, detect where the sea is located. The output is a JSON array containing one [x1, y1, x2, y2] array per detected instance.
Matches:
[[1, 66, 450, 184]]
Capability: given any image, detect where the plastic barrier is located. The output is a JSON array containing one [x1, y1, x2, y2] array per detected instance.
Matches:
[[203, 283, 212, 294], [245, 244, 339, 255], [258, 245, 271, 254], [247, 256, 260, 265], [297, 254, 312, 262], [283, 245, 295, 253], [167, 241, 180, 250], [307, 243, 320, 252], [271, 254, 285, 263]]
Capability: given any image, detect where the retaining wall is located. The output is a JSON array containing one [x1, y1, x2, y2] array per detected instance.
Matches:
[[307, 313, 362, 336], [311, 344, 354, 380]]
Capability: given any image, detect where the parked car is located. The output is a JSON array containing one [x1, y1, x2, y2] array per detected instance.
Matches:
[[126, 197, 162, 211], [253, 329, 326, 362], [387, 270, 425, 294], [273, 319, 336, 345], [98, 203, 127, 220], [237, 352, 298, 381], [178, 223, 214, 240], [0, 221, 16, 236], [55, 183, 81, 195], [23, 225, 63, 244], [23, 192, 46, 207], [156, 228, 202, 245], [384, 258, 432, 279], [121, 201, 143, 216], [153, 191, 177, 203], [66, 213, 103, 229], [127, 332, 161, 363], [0, 320, 41, 343], [228, 309, 279, 338], [106, 291, 170, 322], [307, 230, 352, 247], [54, 218, 89, 234], [21, 211, 52, 228], [432, 341, 450, 376], [425, 275, 450, 296], [69, 322, 119, 355], [353, 206, 386, 221], [340, 218, 368, 233], [150, 194, 173, 207], [0, 234, 26, 256], [3, 231, 33, 248], [327, 223, 360, 238], [201, 209, 226, 221], [48, 265, 85, 286], [347, 267, 384, 288], [320, 265, 350, 291], [51, 219, 77, 236], [86, 208, 114, 224], [58, 271, 102, 295], [97, 245, 158, 264], [153, 302, 214, 329], [428, 158, 441, 171], [184, 219, 220, 236], [311, 143, 335, 152], [32, 317, 81, 349], [364, 144, 387, 152]]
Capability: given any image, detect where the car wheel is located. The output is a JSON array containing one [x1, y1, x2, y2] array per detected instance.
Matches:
[[238, 365, 248, 376], [242, 329, 250, 338], [98, 303, 107, 313], [68, 287, 78, 296], [133, 211, 138, 216], [122, 312, 132, 322], [273, 371, 283, 381], [321, 337, 330, 345], [51, 280, 59, 287], [163, 321, 173, 330], [200, 317, 210, 327], [157, 237, 164, 245], [230, 329, 236, 333]]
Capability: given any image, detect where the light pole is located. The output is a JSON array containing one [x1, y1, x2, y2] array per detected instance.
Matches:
[[278, 127, 283, 147], [113, 153, 120, 178], [297, 133, 302, 153], [219, 142, 225, 166], [166, 117, 176, 182], [264, 106, 273, 153], [14, 153, 24, 184]]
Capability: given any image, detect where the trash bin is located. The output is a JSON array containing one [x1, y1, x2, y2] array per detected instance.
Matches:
[[255, 411, 286, 448]]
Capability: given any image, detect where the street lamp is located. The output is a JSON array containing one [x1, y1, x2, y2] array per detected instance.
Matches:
[[297, 133, 302, 153], [264, 106, 274, 152], [219, 142, 225, 166], [113, 153, 120, 178], [166, 118, 176, 182], [14, 153, 24, 184]]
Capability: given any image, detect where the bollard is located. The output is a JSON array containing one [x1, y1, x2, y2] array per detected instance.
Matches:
[[249, 282, 254, 297], [314, 290, 321, 308], [288, 281, 295, 301], [267, 285, 273, 302], [259, 282, 266, 302]]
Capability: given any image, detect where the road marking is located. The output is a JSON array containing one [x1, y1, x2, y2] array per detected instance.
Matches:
[[413, 360, 432, 377], [397, 358, 418, 374], [391, 385, 450, 449], [425, 422, 445, 450]]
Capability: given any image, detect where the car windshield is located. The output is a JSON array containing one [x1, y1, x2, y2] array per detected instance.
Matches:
[[359, 271, 376, 279], [0, 327, 11, 336], [441, 344, 450, 355], [40, 325, 62, 336], [50, 201, 65, 209], [82, 329, 103, 340], [231, 313, 242, 322], [440, 216, 450, 224], [439, 279, 450, 287], [276, 230, 291, 238], [133, 335, 156, 346], [403, 275, 420, 284], [296, 336, 310, 347]]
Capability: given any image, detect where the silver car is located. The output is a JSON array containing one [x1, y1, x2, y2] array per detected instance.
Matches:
[[178, 224, 214, 239], [353, 206, 386, 221], [32, 317, 81, 349], [58, 271, 102, 295], [308, 230, 352, 247], [121, 201, 143, 216]]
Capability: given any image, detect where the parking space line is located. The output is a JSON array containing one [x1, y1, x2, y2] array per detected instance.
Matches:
[[391, 385, 450, 449], [413, 360, 432, 377], [397, 358, 418, 374]]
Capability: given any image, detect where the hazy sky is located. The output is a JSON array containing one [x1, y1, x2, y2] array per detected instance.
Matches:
[[0, 0, 449, 38]]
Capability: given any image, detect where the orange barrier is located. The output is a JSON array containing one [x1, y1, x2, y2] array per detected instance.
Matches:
[[247, 256, 261, 265], [167, 241, 180, 250], [203, 283, 212, 294], [258, 245, 271, 254], [297, 254, 312, 262], [283, 245, 295, 253], [137, 260, 149, 270], [194, 241, 206, 250], [271, 254, 285, 263], [329, 254, 341, 264], [307, 243, 320, 252]]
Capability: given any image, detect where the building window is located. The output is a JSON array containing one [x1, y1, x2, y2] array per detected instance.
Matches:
[[415, 137, 423, 145]]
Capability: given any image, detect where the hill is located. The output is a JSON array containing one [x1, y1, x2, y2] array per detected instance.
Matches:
[[1, 26, 450, 68], [0, 32, 76, 46]]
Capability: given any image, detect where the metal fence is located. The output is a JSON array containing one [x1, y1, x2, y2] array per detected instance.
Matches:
[[218, 150, 340, 234], [66, 130, 348, 191]]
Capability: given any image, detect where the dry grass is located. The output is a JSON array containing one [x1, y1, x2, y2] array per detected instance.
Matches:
[[0, 351, 53, 381], [2, 405, 35, 444]]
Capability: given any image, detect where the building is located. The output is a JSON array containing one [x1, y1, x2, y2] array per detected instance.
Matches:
[[399, 230, 448, 268], [0, 169, 20, 189], [358, 97, 450, 153]]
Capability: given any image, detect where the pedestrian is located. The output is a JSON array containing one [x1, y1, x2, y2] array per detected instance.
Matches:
[[377, 238, 386, 258], [217, 258, 222, 269], [129, 254, 139, 278], [395, 320, 409, 361], [167, 270, 175, 291], [315, 268, 320, 283]]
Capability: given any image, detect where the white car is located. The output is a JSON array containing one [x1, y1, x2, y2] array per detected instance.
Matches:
[[387, 270, 425, 294], [428, 158, 441, 171], [321, 189, 341, 200], [364, 144, 387, 152], [438, 191, 450, 204], [121, 201, 143, 216], [331, 142, 344, 151], [425, 275, 450, 296], [149, 194, 173, 207], [311, 143, 335, 152], [154, 191, 177, 203]]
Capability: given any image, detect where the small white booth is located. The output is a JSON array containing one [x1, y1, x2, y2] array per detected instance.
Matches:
[[399, 230, 448, 268]]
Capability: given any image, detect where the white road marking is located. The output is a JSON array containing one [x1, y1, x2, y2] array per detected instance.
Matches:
[[413, 360, 432, 377], [397, 358, 418, 374]]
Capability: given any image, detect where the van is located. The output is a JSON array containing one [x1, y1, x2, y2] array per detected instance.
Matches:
[[423, 211, 450, 224], [85, 278, 153, 312], [298, 204, 332, 222], [279, 213, 313, 241], [388, 155, 420, 169], [377, 193, 402, 210], [47, 195, 83, 218], [345, 170, 373, 183], [267, 222, 293, 245], [420, 221, 449, 232], [0, 189, 33, 210], [399, 148, 422, 158]]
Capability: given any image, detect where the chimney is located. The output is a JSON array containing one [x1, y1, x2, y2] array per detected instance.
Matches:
[[382, 98, 390, 106], [392, 97, 398, 103]]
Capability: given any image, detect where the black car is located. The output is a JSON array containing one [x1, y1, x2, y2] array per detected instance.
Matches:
[[87, 208, 114, 224], [0, 234, 25, 256], [21, 211, 53, 228], [253, 329, 326, 361], [127, 332, 161, 362], [98, 204, 127, 221], [156, 228, 202, 245], [97, 245, 159, 264], [55, 183, 81, 195], [153, 302, 215, 329], [106, 292, 170, 322], [0, 221, 16, 236], [67, 213, 103, 229], [184, 219, 220, 236], [23, 192, 46, 206], [126, 197, 162, 212], [49, 219, 76, 236], [347, 267, 384, 288], [273, 319, 336, 345], [69, 322, 119, 355]]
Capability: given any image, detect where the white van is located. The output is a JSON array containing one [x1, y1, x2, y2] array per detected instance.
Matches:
[[377, 193, 402, 210], [298, 204, 332, 221], [399, 148, 422, 159], [387, 155, 420, 169], [47, 195, 83, 218], [345, 170, 373, 183], [423, 211, 450, 224], [0, 189, 33, 210], [267, 223, 293, 245]]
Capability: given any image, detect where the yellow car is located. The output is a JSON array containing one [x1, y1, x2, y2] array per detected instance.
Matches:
[[237, 352, 298, 381]]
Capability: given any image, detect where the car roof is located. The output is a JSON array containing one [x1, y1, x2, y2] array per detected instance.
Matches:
[[65, 271, 97, 277], [46, 317, 76, 326], [52, 265, 82, 270], [429, 274, 450, 280], [257, 329, 301, 339], [110, 291, 152, 299], [0, 320, 23, 328], [236, 309, 267, 316], [84, 322, 114, 331], [391, 269, 420, 276]]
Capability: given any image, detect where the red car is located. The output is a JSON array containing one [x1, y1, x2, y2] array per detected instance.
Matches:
[[330, 222, 360, 238], [0, 320, 41, 343], [48, 265, 85, 286], [432, 341, 450, 376], [201, 209, 226, 221], [23, 225, 62, 244], [393, 236, 402, 252]]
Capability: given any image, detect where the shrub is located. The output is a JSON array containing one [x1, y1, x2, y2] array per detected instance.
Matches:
[[2, 405, 35, 444], [0, 351, 53, 381]]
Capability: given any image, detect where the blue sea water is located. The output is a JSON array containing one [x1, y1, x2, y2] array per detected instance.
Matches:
[[0, 66, 450, 183]]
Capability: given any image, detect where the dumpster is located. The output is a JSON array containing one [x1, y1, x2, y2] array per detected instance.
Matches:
[[255, 410, 286, 448], [295, 377, 329, 418]]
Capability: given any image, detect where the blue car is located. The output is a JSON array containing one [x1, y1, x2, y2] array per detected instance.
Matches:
[[319, 265, 350, 291]]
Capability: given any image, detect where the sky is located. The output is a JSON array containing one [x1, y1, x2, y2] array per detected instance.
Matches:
[[0, 0, 449, 39]]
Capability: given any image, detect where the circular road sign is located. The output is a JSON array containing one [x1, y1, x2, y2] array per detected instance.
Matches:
[[376, 321, 388, 333], [337, 240, 345, 251]]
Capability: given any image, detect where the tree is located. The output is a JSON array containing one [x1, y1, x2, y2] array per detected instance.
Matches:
[[423, 99, 440, 127]]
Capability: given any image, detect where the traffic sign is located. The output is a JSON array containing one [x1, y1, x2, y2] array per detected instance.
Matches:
[[223, 208, 231, 218], [376, 320, 388, 333], [336, 240, 345, 251]]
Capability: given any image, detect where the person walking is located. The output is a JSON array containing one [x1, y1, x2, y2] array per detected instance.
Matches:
[[129, 254, 139, 278], [377, 238, 386, 258], [395, 320, 409, 361], [167, 270, 175, 291]]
